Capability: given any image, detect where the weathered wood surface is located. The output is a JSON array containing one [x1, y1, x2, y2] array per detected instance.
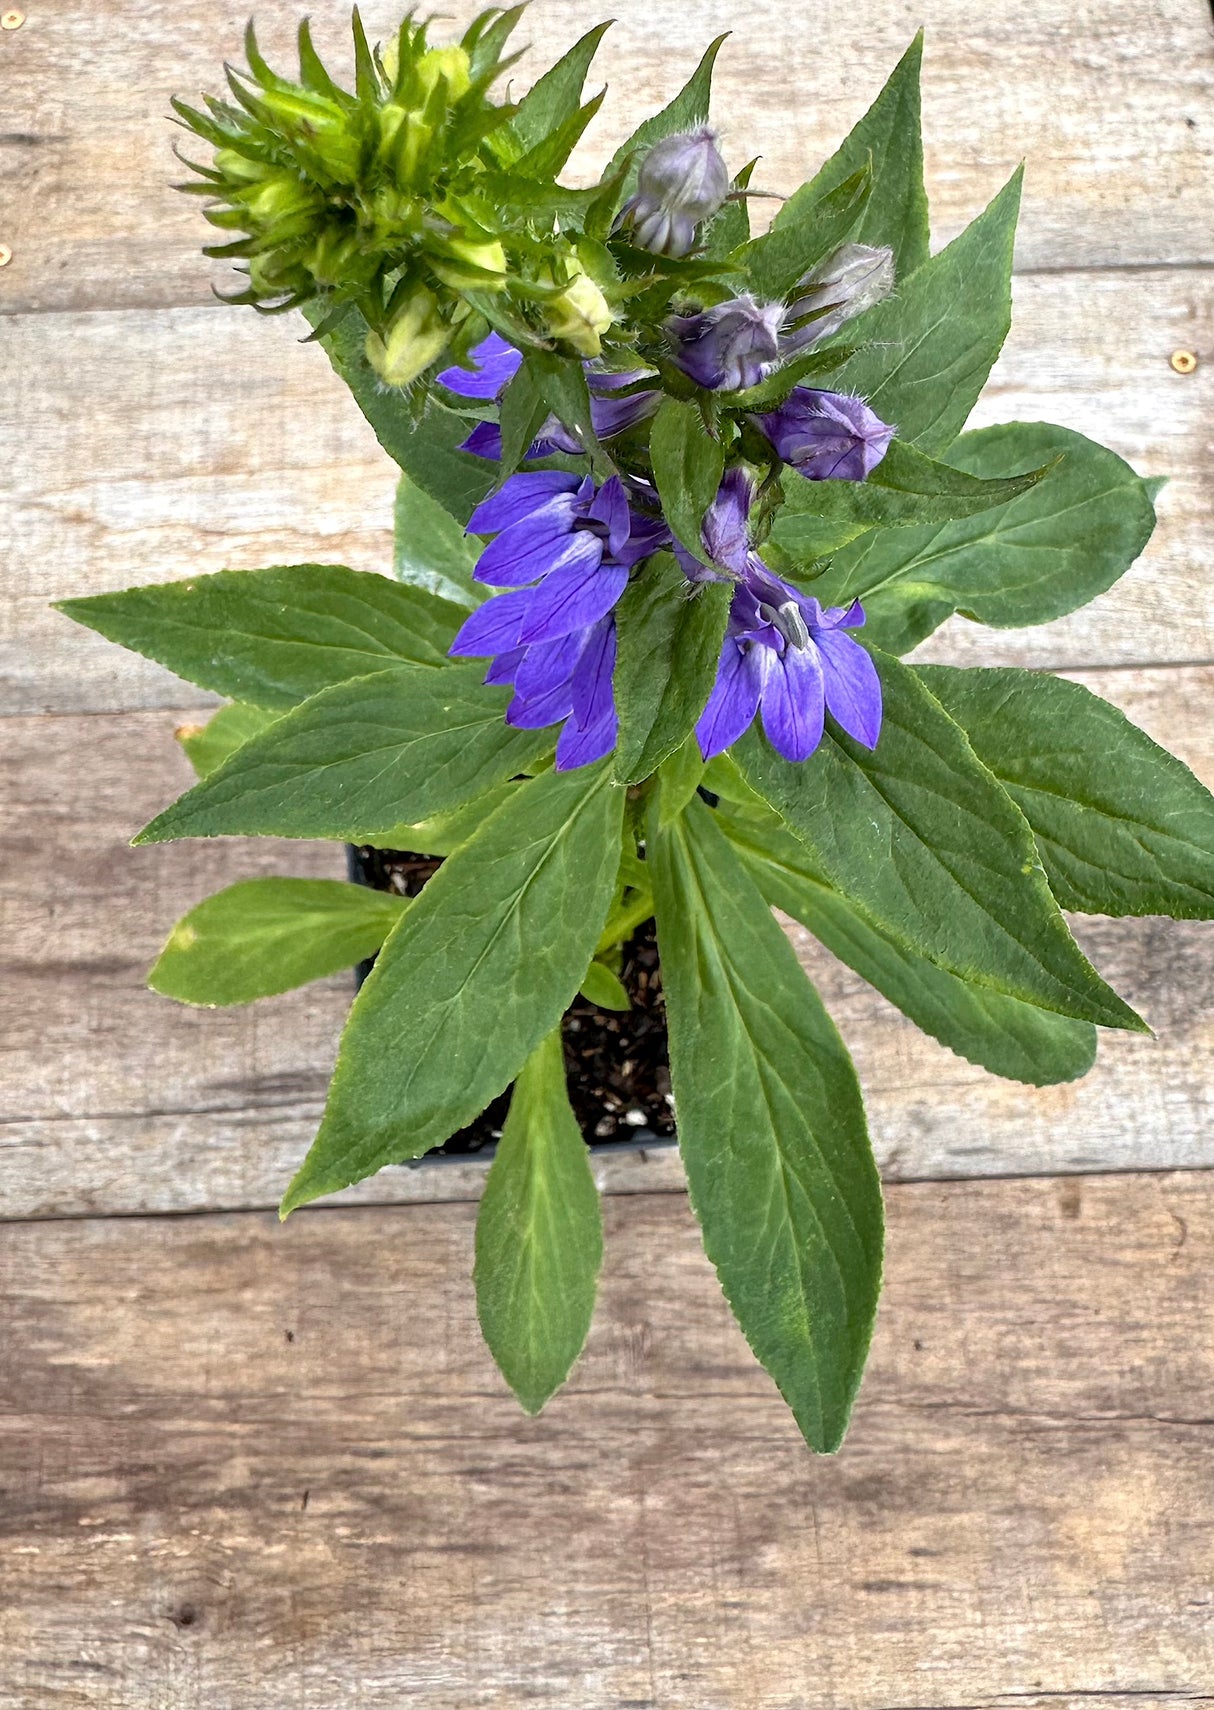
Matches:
[[5, 266, 1211, 717], [2, 0, 1213, 319], [1, 1174, 1211, 1709], [3, 664, 1211, 1219]]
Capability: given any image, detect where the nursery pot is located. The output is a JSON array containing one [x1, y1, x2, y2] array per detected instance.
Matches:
[[346, 844, 679, 1165]]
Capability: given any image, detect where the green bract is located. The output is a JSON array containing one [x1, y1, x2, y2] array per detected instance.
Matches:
[[60, 15, 1210, 1455]]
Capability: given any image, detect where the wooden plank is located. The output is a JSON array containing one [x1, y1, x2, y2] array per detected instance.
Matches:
[[4, 266, 1211, 717], [1, 0, 1212, 318], [0, 1173, 1210, 1707], [2, 665, 1211, 1219]]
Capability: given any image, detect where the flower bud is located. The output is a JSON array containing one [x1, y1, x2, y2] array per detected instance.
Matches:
[[617, 126, 730, 257], [781, 244, 895, 356], [415, 46, 472, 104], [668, 293, 784, 392], [751, 387, 894, 482], [545, 270, 614, 357], [365, 287, 451, 387], [429, 235, 507, 292]]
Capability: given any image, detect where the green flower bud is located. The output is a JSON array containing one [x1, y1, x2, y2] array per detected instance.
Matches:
[[415, 46, 471, 103], [364, 287, 451, 386], [545, 270, 614, 357], [429, 235, 507, 291]]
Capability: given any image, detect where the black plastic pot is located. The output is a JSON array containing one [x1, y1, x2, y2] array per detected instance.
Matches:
[[345, 844, 678, 1166]]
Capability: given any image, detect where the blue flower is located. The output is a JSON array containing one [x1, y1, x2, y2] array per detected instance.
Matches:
[[449, 471, 669, 768], [697, 565, 882, 763], [667, 294, 784, 392], [436, 331, 522, 399], [752, 387, 894, 481]]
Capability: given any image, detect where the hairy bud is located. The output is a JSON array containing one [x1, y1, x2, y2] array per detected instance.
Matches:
[[617, 126, 730, 257], [668, 293, 784, 392], [751, 387, 895, 481], [365, 287, 451, 387], [781, 244, 895, 355], [546, 270, 614, 357]]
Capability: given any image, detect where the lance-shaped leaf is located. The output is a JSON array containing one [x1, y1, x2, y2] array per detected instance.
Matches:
[[918, 665, 1214, 920], [150, 878, 407, 1006], [772, 438, 1050, 565], [606, 34, 727, 196], [734, 647, 1147, 1032], [826, 169, 1022, 456], [650, 796, 883, 1454], [307, 303, 497, 523], [175, 703, 279, 780], [742, 164, 871, 300], [475, 1029, 604, 1413], [394, 474, 482, 609], [811, 423, 1159, 656], [649, 396, 726, 561], [281, 763, 624, 1212], [712, 783, 1096, 1086], [772, 33, 929, 276], [59, 565, 463, 710], [135, 664, 551, 845], [506, 20, 612, 154], [612, 554, 730, 784]]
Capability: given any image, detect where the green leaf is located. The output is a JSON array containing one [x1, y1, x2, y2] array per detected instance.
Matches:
[[656, 734, 707, 829], [507, 21, 612, 153], [742, 163, 871, 299], [827, 169, 1022, 456], [512, 88, 606, 180], [394, 474, 482, 609], [713, 784, 1096, 1086], [772, 33, 929, 276], [525, 348, 599, 459], [811, 423, 1159, 655], [307, 303, 497, 524], [175, 703, 279, 780], [917, 665, 1214, 920], [612, 554, 730, 784], [734, 647, 1147, 1032], [649, 396, 725, 560], [496, 360, 551, 479], [579, 961, 631, 1010], [772, 438, 1050, 565], [135, 664, 551, 845], [606, 35, 728, 196], [281, 763, 625, 1211], [58, 565, 464, 710], [149, 878, 406, 1006], [702, 157, 755, 259], [474, 1028, 604, 1413], [650, 796, 883, 1454]]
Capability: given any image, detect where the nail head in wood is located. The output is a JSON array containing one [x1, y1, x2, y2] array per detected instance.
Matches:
[[1170, 349, 1198, 375], [0, 246, 12, 268], [1, 10, 25, 28]]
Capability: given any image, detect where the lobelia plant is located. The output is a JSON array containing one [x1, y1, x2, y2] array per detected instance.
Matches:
[[59, 9, 1214, 1452]]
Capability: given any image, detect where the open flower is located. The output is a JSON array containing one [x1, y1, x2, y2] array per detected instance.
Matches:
[[449, 471, 668, 767], [696, 563, 882, 763], [751, 387, 894, 480], [667, 294, 784, 392]]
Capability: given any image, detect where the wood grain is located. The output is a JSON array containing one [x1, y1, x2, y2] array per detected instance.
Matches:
[[5, 266, 1211, 718], [0, 1173, 1210, 1708], [3, 664, 1211, 1219], [2, 0, 1213, 318]]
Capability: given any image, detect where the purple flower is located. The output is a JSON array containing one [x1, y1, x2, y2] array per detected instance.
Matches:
[[436, 332, 523, 400], [449, 471, 668, 767], [696, 563, 882, 763], [752, 387, 894, 481], [460, 369, 660, 461], [780, 244, 895, 358], [667, 293, 784, 392], [616, 126, 730, 258]]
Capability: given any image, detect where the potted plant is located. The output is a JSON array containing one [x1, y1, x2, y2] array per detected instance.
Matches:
[[59, 9, 1213, 1453]]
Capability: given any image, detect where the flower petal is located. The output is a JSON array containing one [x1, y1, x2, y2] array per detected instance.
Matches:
[[459, 420, 504, 460], [815, 628, 882, 748], [507, 678, 576, 729], [519, 550, 627, 644], [437, 333, 523, 400], [513, 630, 585, 701], [467, 470, 580, 536], [695, 640, 762, 760], [556, 705, 618, 770], [758, 643, 825, 762], [448, 588, 534, 658], [569, 617, 616, 726], [484, 646, 526, 687], [473, 501, 582, 587], [588, 475, 632, 560]]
